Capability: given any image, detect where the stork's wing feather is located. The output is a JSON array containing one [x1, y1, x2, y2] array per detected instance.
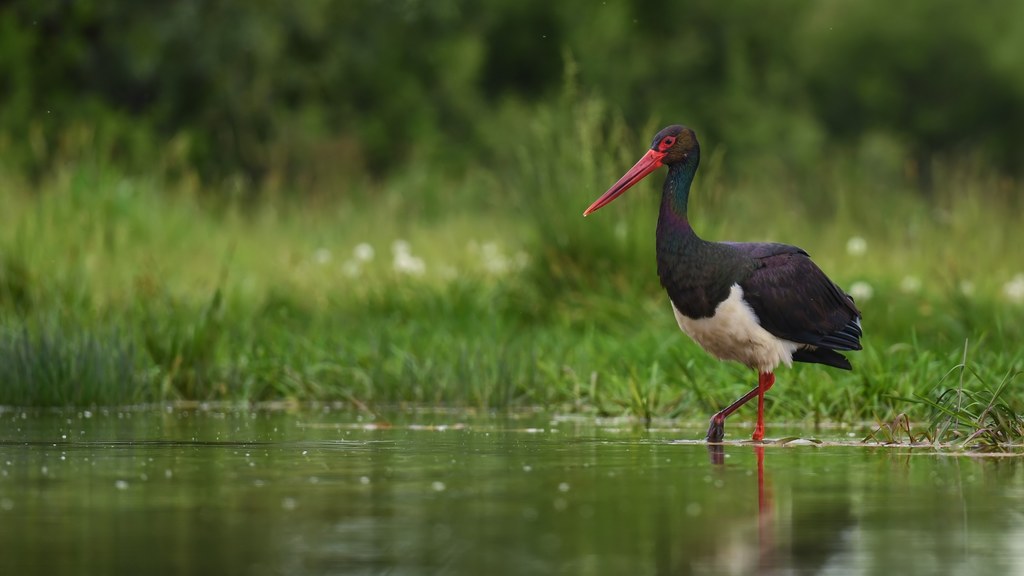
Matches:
[[728, 242, 862, 352]]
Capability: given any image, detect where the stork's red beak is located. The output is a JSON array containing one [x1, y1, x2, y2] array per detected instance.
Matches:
[[583, 149, 666, 216]]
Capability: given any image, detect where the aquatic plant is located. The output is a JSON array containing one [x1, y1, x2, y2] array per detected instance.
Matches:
[[0, 322, 141, 405], [900, 341, 1024, 449]]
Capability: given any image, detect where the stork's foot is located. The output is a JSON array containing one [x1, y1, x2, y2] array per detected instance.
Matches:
[[706, 414, 726, 443]]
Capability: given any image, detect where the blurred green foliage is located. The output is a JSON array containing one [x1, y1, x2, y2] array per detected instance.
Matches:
[[2, 0, 1023, 189], [2, 0, 1023, 418]]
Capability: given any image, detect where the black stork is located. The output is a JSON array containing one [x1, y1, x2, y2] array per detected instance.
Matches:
[[584, 125, 862, 442]]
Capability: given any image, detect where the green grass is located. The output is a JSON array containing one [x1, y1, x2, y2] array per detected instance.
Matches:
[[1, 97, 1023, 432], [871, 340, 1024, 449]]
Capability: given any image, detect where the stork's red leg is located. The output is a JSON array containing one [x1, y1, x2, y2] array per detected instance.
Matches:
[[706, 383, 760, 442], [706, 371, 776, 443], [751, 372, 776, 442]]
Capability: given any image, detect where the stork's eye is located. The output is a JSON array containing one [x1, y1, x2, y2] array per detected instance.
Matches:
[[660, 136, 676, 150]]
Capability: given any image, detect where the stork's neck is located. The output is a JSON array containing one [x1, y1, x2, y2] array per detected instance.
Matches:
[[656, 162, 700, 247], [655, 158, 739, 315]]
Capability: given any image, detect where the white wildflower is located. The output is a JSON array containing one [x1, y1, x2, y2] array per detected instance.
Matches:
[[342, 260, 361, 278], [392, 239, 411, 256], [1003, 273, 1024, 304], [313, 248, 332, 265], [394, 253, 425, 276], [353, 243, 375, 262], [845, 236, 867, 257], [848, 281, 874, 302], [899, 275, 921, 294], [481, 242, 509, 275], [392, 240, 425, 275], [481, 242, 501, 258]]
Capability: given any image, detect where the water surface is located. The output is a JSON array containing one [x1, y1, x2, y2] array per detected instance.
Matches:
[[1, 407, 1022, 575]]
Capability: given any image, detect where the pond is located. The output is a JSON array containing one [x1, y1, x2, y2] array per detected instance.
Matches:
[[1, 407, 1022, 575]]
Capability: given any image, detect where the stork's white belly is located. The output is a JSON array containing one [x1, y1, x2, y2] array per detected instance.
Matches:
[[671, 284, 799, 373]]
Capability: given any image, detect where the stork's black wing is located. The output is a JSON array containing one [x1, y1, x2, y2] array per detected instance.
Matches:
[[729, 242, 863, 369]]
